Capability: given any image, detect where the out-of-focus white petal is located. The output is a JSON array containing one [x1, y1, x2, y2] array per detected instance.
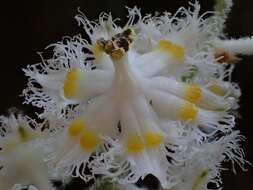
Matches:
[[214, 37, 253, 55], [0, 114, 55, 190]]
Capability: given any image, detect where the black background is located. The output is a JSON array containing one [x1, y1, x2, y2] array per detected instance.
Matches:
[[1, 0, 252, 189]]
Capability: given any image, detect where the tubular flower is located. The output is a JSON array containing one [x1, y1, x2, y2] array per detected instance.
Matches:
[[22, 1, 250, 189], [0, 114, 55, 190]]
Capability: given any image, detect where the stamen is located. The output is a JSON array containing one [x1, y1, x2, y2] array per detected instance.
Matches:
[[97, 29, 134, 61], [179, 102, 198, 120], [110, 49, 125, 61], [68, 118, 86, 137], [185, 85, 202, 103], [63, 68, 81, 98], [208, 84, 226, 96], [157, 40, 185, 60], [144, 130, 163, 148], [112, 28, 136, 44], [93, 40, 105, 58], [127, 134, 145, 153], [79, 129, 100, 150], [103, 40, 115, 55]]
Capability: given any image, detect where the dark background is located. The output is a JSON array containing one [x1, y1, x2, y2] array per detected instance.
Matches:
[[1, 0, 252, 189]]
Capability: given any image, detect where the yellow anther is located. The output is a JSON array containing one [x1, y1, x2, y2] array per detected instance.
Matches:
[[63, 68, 81, 98], [68, 118, 86, 137], [144, 130, 163, 148], [185, 85, 202, 103], [79, 129, 100, 150], [127, 134, 145, 153], [128, 28, 136, 42], [179, 101, 198, 120], [93, 41, 104, 58], [157, 40, 185, 60], [110, 49, 124, 61], [208, 84, 226, 96]]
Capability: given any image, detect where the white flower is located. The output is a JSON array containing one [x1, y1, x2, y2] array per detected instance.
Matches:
[[22, 1, 250, 189], [167, 131, 248, 190], [23, 36, 91, 118], [0, 114, 55, 190]]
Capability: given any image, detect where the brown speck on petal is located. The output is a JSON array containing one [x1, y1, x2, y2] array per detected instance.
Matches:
[[215, 49, 240, 64]]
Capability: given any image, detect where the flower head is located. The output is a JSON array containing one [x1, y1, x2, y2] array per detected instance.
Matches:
[[22, 1, 251, 189]]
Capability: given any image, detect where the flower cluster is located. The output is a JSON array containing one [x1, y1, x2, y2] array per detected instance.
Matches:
[[1, 0, 252, 190]]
